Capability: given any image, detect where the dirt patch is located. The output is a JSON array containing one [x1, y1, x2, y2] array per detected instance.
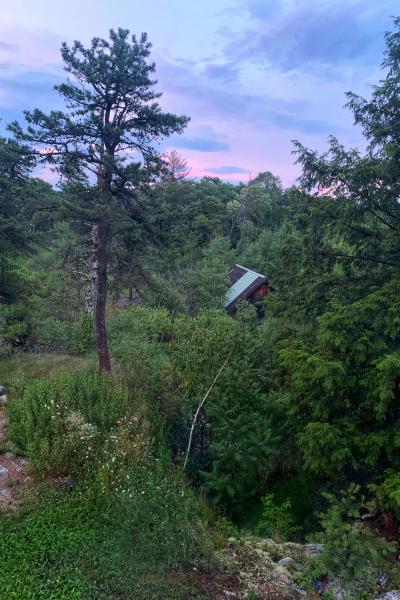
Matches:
[[170, 566, 243, 599], [0, 403, 31, 512]]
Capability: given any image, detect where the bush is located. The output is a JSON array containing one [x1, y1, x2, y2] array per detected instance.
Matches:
[[4, 364, 210, 598], [34, 315, 70, 350], [108, 306, 278, 512], [70, 313, 94, 354], [0, 303, 32, 347], [109, 306, 177, 427], [256, 493, 299, 542], [308, 484, 396, 589], [8, 368, 132, 477], [106, 455, 210, 566]]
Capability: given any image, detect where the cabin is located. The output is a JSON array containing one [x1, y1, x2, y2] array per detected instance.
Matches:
[[224, 264, 273, 315]]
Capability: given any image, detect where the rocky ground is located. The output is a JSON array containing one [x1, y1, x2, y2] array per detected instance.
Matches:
[[172, 536, 320, 599], [0, 386, 31, 512], [179, 536, 400, 600]]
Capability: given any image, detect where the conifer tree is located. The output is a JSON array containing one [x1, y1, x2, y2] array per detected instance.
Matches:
[[10, 29, 189, 371]]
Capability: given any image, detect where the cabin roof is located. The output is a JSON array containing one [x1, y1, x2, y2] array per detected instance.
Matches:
[[224, 264, 266, 311]]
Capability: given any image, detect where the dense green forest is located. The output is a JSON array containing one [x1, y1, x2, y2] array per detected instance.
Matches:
[[1, 20, 400, 600]]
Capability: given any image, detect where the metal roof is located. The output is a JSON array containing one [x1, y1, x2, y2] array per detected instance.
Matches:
[[224, 268, 264, 308], [234, 264, 265, 279]]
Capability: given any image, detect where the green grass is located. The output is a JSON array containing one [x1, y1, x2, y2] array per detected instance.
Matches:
[[0, 356, 210, 599], [0, 352, 91, 390], [0, 485, 206, 600]]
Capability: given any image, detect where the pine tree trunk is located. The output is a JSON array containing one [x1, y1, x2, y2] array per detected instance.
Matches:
[[93, 222, 112, 372]]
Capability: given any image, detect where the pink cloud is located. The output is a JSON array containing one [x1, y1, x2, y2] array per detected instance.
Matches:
[[0, 21, 62, 74]]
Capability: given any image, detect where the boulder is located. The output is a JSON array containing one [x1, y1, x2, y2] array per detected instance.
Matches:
[[375, 593, 400, 600], [277, 557, 304, 571]]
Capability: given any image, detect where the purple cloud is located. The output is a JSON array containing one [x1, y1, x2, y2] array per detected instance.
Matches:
[[171, 136, 229, 152], [227, 0, 394, 71], [207, 165, 250, 174]]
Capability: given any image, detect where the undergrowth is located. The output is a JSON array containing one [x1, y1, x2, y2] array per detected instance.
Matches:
[[0, 482, 207, 600]]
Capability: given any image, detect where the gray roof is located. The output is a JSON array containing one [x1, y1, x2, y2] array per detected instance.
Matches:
[[224, 265, 266, 309]]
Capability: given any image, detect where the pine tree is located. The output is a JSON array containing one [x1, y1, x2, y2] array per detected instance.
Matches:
[[10, 28, 189, 370]]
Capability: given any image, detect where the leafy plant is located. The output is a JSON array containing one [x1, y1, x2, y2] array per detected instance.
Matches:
[[71, 313, 94, 354], [0, 476, 208, 600], [8, 368, 132, 477], [256, 493, 298, 542]]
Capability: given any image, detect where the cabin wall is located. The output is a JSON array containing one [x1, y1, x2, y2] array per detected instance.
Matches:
[[248, 282, 272, 303]]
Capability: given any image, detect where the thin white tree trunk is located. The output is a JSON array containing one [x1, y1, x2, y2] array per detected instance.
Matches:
[[183, 351, 232, 470]]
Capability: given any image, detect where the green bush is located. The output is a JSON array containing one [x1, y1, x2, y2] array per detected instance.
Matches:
[[34, 315, 70, 350], [0, 303, 32, 347], [4, 362, 210, 598], [8, 368, 132, 477], [70, 313, 94, 354], [106, 455, 210, 566], [308, 484, 396, 589], [256, 493, 299, 542], [108, 306, 278, 511]]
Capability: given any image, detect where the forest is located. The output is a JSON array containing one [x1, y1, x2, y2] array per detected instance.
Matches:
[[0, 17, 400, 600]]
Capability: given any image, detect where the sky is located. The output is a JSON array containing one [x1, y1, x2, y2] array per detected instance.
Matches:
[[0, 0, 397, 185]]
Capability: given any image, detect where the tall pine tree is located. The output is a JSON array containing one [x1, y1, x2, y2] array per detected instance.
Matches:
[[10, 29, 189, 370]]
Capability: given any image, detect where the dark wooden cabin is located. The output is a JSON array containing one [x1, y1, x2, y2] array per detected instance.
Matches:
[[224, 264, 273, 315]]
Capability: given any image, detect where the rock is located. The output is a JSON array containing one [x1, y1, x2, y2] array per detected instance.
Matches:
[[0, 465, 9, 476], [0, 385, 7, 404], [227, 537, 238, 544], [303, 543, 323, 556], [277, 557, 304, 571], [277, 572, 292, 585], [375, 593, 400, 600]]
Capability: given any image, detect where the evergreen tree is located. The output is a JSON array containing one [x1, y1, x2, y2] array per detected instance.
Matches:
[[10, 28, 188, 370]]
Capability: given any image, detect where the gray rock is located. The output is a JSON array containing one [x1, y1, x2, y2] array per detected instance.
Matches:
[[0, 385, 7, 404], [303, 543, 323, 556], [0, 465, 9, 476], [375, 593, 400, 600], [278, 572, 292, 585], [227, 537, 238, 544], [277, 557, 304, 571]]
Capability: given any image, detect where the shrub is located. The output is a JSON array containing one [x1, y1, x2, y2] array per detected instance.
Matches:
[[369, 469, 400, 517], [34, 316, 70, 350], [109, 306, 177, 427], [108, 306, 278, 512], [201, 373, 278, 510], [70, 313, 94, 354], [256, 493, 299, 542], [0, 303, 32, 347], [106, 455, 210, 566], [308, 484, 396, 588], [8, 369, 133, 477]]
